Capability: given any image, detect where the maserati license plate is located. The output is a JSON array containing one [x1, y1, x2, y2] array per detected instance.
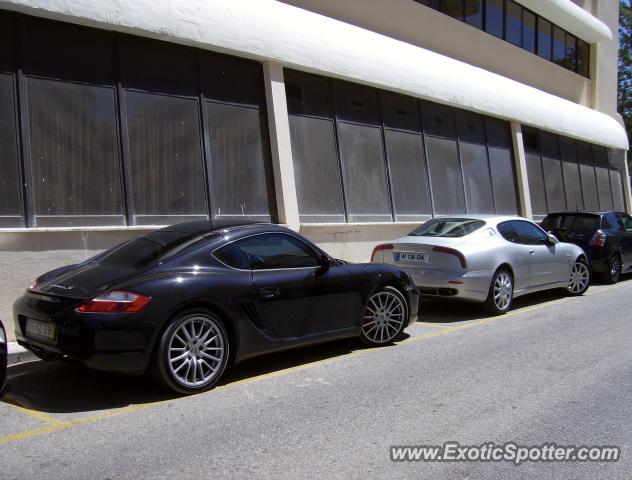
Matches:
[[393, 251, 430, 264]]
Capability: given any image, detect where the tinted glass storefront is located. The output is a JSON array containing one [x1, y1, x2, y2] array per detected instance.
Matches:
[[286, 69, 519, 223], [523, 126, 627, 218], [0, 11, 274, 227]]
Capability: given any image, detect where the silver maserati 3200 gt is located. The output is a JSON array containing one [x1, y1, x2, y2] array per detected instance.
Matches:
[[371, 215, 590, 314]]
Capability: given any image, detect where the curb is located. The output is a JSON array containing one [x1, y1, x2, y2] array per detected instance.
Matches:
[[7, 341, 39, 366]]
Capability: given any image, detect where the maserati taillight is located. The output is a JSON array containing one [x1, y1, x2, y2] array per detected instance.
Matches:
[[371, 243, 393, 262], [432, 246, 467, 269]]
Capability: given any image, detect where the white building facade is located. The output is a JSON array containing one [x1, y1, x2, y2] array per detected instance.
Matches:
[[0, 0, 629, 336]]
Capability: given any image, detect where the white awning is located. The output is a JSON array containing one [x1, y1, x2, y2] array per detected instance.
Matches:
[[2, 0, 627, 149], [516, 0, 612, 43]]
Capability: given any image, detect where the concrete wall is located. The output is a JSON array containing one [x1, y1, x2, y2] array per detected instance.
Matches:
[[592, 0, 621, 119], [0, 229, 149, 340]]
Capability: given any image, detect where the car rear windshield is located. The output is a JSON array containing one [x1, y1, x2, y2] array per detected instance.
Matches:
[[408, 218, 486, 238], [98, 233, 211, 269], [541, 214, 600, 240]]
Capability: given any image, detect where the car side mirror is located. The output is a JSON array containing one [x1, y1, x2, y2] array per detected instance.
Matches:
[[317, 254, 331, 273], [547, 233, 560, 245]]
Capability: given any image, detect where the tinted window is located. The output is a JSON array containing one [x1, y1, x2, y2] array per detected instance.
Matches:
[[525, 151, 547, 216], [541, 214, 599, 241], [441, 0, 464, 20], [616, 213, 632, 233], [510, 220, 548, 244], [537, 18, 552, 60], [505, 1, 522, 47], [566, 216, 599, 237], [217, 234, 319, 270], [609, 149, 626, 212], [485, 0, 504, 38], [334, 82, 380, 125], [286, 70, 344, 223], [464, 0, 483, 28], [458, 115, 495, 213], [522, 10, 536, 53], [0, 72, 23, 227], [213, 242, 250, 269], [289, 115, 345, 223], [337, 122, 392, 222], [540, 132, 566, 213], [125, 91, 207, 224], [577, 39, 589, 77], [593, 146, 613, 211], [486, 118, 518, 214], [27, 79, 124, 228], [559, 137, 583, 211], [425, 136, 466, 214], [99, 237, 196, 269], [22, 18, 124, 228], [206, 101, 272, 223], [409, 218, 485, 237], [577, 142, 599, 211], [384, 129, 432, 221], [381, 91, 421, 132], [552, 26, 567, 67], [497, 221, 519, 243], [565, 33, 577, 72]]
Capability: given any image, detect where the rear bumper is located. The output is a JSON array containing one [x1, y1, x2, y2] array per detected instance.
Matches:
[[16, 337, 150, 375], [401, 268, 493, 303], [13, 293, 166, 375]]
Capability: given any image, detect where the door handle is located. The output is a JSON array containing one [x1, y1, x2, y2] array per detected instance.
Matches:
[[259, 287, 281, 299], [528, 250, 535, 255]]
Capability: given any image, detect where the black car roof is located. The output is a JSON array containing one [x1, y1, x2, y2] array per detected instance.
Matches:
[[144, 221, 291, 247], [156, 221, 279, 236], [544, 212, 604, 217]]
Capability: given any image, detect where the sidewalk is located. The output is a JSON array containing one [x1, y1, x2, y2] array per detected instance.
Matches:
[[7, 341, 38, 366]]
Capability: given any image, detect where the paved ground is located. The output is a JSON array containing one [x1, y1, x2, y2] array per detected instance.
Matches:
[[0, 278, 631, 479]]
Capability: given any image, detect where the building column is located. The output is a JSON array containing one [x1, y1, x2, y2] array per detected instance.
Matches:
[[510, 122, 533, 219], [263, 61, 300, 231], [622, 151, 632, 215]]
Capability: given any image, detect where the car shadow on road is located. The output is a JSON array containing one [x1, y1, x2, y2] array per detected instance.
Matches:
[[418, 273, 632, 326], [418, 289, 566, 325], [1, 334, 410, 416]]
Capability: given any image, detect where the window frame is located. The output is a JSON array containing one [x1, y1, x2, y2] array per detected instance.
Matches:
[[211, 232, 323, 272], [508, 219, 549, 245], [416, 0, 588, 77]]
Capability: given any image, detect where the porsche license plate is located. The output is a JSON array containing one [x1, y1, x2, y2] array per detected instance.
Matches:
[[25, 318, 56, 341]]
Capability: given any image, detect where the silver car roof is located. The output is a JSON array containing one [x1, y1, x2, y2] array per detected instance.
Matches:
[[430, 214, 531, 228]]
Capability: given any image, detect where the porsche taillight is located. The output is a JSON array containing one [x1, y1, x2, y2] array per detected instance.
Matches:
[[77, 291, 151, 313]]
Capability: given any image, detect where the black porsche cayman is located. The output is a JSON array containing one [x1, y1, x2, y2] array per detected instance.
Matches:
[[14, 223, 420, 394]]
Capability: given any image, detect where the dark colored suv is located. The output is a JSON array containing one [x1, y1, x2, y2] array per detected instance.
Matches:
[[540, 212, 632, 284]]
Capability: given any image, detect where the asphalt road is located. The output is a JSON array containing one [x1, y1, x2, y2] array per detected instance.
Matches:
[[1, 279, 631, 479]]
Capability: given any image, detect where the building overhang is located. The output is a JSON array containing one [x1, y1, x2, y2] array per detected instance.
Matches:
[[516, 0, 613, 44], [0, 0, 627, 150]]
